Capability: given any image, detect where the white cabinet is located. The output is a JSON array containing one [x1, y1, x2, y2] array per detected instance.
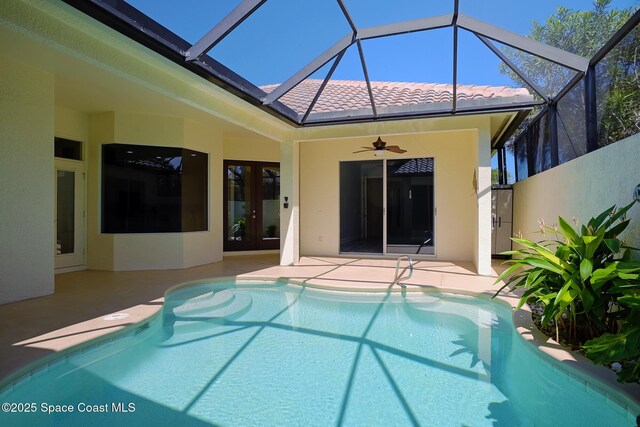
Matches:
[[491, 187, 513, 256]]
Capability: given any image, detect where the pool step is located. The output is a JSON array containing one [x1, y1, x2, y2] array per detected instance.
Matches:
[[162, 290, 253, 341], [403, 294, 441, 305], [169, 288, 236, 316]]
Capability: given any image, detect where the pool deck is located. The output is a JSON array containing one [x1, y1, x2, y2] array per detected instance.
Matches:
[[1, 254, 639, 410]]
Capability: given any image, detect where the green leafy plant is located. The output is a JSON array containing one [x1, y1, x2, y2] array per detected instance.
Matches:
[[583, 294, 640, 383], [232, 216, 247, 239], [495, 201, 640, 342], [494, 201, 640, 382]]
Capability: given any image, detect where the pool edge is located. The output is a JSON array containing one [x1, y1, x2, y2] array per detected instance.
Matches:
[[1, 274, 638, 419]]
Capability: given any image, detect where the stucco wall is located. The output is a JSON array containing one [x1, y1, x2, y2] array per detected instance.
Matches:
[[87, 112, 115, 270], [0, 57, 55, 304], [55, 106, 89, 142], [184, 118, 224, 268], [476, 124, 493, 275], [87, 112, 224, 271], [223, 137, 279, 162], [299, 130, 479, 260], [513, 133, 640, 251]]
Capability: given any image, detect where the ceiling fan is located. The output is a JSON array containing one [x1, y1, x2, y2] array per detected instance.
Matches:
[[353, 137, 407, 156]]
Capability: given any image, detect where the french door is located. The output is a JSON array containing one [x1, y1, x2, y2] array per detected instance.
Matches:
[[339, 158, 435, 255], [55, 159, 86, 270], [224, 160, 280, 251]]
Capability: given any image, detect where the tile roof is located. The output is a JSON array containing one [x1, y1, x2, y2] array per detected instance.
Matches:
[[261, 80, 531, 115], [391, 158, 434, 175]]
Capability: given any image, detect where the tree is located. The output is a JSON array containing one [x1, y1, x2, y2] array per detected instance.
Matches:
[[502, 0, 638, 168], [500, 0, 636, 98], [491, 168, 513, 185], [595, 25, 640, 146]]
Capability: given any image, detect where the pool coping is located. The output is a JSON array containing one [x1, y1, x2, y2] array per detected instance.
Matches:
[[1, 274, 639, 419]]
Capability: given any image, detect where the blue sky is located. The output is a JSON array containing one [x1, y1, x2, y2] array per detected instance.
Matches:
[[124, 0, 636, 179], [126, 0, 638, 87]]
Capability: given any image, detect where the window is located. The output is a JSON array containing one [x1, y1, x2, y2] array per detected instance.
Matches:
[[102, 144, 208, 233], [55, 137, 82, 160]]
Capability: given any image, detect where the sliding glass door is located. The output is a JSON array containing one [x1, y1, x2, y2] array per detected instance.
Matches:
[[339, 158, 435, 255], [386, 158, 435, 255], [340, 161, 383, 253]]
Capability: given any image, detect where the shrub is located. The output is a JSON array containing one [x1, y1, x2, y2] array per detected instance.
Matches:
[[494, 202, 640, 382]]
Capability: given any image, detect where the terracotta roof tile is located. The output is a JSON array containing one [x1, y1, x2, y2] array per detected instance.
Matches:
[[261, 80, 530, 115]]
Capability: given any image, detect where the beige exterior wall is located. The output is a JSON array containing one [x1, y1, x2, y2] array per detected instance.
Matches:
[[223, 137, 279, 162], [87, 112, 115, 270], [55, 106, 89, 142], [185, 119, 224, 267], [280, 139, 299, 265], [87, 112, 224, 271], [513, 133, 640, 250], [476, 123, 493, 275], [299, 130, 480, 261], [0, 57, 55, 304]]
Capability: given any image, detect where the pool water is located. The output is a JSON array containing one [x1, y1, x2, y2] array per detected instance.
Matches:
[[0, 280, 636, 426]]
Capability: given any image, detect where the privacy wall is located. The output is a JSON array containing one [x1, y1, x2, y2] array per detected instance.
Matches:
[[513, 133, 640, 250]]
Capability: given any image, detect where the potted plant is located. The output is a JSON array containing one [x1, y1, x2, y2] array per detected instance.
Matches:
[[232, 216, 247, 240]]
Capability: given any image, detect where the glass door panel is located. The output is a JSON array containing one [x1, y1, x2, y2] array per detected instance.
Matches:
[[258, 164, 280, 249], [57, 170, 75, 255], [224, 161, 280, 251], [55, 159, 85, 270], [225, 162, 255, 251], [386, 158, 435, 255], [339, 160, 383, 253]]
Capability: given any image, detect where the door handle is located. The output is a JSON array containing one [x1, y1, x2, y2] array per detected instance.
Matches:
[[498, 216, 501, 227]]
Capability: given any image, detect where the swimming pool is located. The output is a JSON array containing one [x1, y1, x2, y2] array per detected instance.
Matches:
[[0, 279, 637, 426]]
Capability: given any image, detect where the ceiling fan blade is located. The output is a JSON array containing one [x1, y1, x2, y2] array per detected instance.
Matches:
[[385, 145, 407, 153], [352, 149, 373, 153]]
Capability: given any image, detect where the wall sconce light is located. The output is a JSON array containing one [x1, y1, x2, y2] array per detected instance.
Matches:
[[283, 196, 289, 209], [472, 170, 478, 194]]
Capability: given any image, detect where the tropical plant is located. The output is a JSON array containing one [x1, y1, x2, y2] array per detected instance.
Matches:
[[583, 294, 640, 382], [232, 216, 247, 239], [494, 201, 640, 346]]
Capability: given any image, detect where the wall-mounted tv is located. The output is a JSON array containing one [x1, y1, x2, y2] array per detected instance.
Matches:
[[102, 143, 208, 233]]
